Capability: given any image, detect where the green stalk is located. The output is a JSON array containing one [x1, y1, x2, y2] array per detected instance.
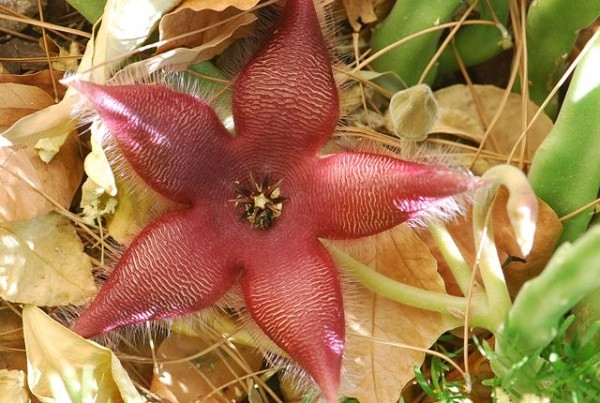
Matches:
[[370, 0, 462, 87], [523, 0, 600, 117], [493, 226, 600, 390], [426, 219, 474, 296], [471, 165, 538, 332], [528, 30, 600, 243], [437, 0, 511, 78], [321, 240, 496, 331], [472, 185, 512, 328]]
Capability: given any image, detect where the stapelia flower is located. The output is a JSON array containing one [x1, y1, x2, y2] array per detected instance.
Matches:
[[70, 0, 478, 400]]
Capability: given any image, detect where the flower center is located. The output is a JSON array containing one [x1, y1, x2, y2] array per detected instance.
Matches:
[[230, 176, 284, 230]]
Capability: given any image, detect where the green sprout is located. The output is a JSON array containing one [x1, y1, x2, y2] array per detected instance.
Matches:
[[484, 315, 600, 400]]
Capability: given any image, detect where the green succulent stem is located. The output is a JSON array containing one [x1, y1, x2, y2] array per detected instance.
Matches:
[[473, 219, 511, 327], [471, 185, 512, 325], [572, 289, 600, 348], [520, 0, 600, 117], [528, 30, 600, 243], [493, 226, 600, 391], [426, 219, 473, 296], [370, 0, 512, 88], [436, 0, 511, 78], [370, 0, 462, 87]]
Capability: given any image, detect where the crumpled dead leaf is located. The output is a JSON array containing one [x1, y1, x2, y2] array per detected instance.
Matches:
[[0, 369, 28, 403], [22, 305, 143, 403], [128, 0, 258, 73], [0, 70, 66, 100], [0, 213, 96, 306], [83, 122, 117, 199], [149, 331, 264, 402], [342, 0, 378, 31], [332, 224, 458, 402], [0, 0, 181, 147], [159, 0, 259, 53], [432, 85, 553, 169], [421, 187, 563, 298], [0, 83, 55, 129], [0, 83, 82, 221]]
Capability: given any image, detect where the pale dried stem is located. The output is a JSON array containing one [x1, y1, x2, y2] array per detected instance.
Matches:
[[560, 197, 600, 222], [0, 12, 90, 38], [452, 40, 501, 154], [205, 368, 283, 402], [466, 25, 524, 169], [37, 0, 60, 102]]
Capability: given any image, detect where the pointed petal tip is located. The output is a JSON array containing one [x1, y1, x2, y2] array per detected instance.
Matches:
[[65, 78, 96, 96], [425, 165, 483, 197], [308, 329, 343, 402], [66, 79, 113, 110], [315, 350, 342, 403], [71, 314, 104, 339]]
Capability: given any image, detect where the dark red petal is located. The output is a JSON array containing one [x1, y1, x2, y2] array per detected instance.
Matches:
[[70, 80, 233, 204], [72, 209, 237, 338], [305, 152, 480, 238], [232, 0, 339, 166], [241, 238, 344, 402]]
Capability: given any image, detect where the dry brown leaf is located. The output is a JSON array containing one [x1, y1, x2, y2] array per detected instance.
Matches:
[[333, 224, 457, 402], [0, 70, 66, 100], [0, 83, 82, 222], [158, 0, 259, 56], [342, 0, 378, 31], [0, 307, 27, 373], [421, 187, 562, 298], [0, 83, 55, 128], [149, 332, 263, 402], [432, 85, 553, 163], [0, 135, 82, 222]]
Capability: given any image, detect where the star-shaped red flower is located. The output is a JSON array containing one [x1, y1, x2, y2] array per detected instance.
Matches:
[[71, 0, 478, 400]]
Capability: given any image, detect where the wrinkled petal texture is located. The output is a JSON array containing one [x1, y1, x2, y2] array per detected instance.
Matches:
[[304, 152, 479, 238], [71, 0, 478, 400], [70, 80, 233, 204], [72, 210, 238, 338], [232, 0, 339, 167], [242, 236, 343, 403]]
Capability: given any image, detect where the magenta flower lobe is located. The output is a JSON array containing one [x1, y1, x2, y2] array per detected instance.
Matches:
[[70, 0, 477, 400]]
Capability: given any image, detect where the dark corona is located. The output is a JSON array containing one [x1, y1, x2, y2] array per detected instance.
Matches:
[[230, 176, 284, 229]]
